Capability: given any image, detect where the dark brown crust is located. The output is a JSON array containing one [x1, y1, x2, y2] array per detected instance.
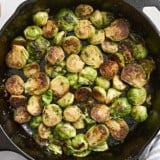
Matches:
[[9, 95, 27, 108]]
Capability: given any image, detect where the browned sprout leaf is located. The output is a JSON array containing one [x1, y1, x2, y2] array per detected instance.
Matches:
[[9, 95, 27, 108]]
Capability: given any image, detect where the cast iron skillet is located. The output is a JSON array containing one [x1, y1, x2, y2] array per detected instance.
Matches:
[[0, 0, 160, 160]]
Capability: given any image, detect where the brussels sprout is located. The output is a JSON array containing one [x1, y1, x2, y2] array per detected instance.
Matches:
[[23, 62, 40, 78], [75, 87, 92, 102], [29, 116, 42, 129], [57, 92, 74, 107], [91, 104, 110, 122], [96, 77, 110, 90], [33, 134, 48, 147], [73, 117, 85, 129], [66, 73, 79, 89], [105, 19, 129, 41], [43, 20, 59, 38], [110, 97, 132, 118], [106, 119, 129, 140], [79, 66, 97, 85], [42, 90, 53, 105], [27, 36, 50, 62], [89, 30, 105, 45], [133, 44, 148, 60], [105, 88, 121, 104], [25, 72, 50, 95], [75, 4, 93, 19], [9, 95, 27, 107], [24, 25, 42, 40], [48, 143, 62, 155], [50, 75, 70, 97], [90, 141, 108, 152], [54, 123, 76, 140], [62, 36, 82, 54], [85, 124, 109, 147], [100, 60, 119, 80], [101, 39, 118, 54], [127, 87, 147, 105], [42, 104, 62, 127], [74, 20, 95, 39], [131, 105, 148, 122], [12, 36, 26, 46], [56, 9, 78, 31], [38, 123, 51, 139], [45, 46, 65, 65], [66, 54, 84, 73], [27, 96, 42, 116], [6, 45, 29, 69], [121, 64, 147, 88], [14, 106, 31, 124], [53, 31, 66, 45], [63, 105, 81, 122], [113, 75, 126, 91], [33, 11, 48, 26], [92, 86, 107, 103], [101, 11, 114, 27], [5, 75, 24, 95], [81, 45, 104, 68]]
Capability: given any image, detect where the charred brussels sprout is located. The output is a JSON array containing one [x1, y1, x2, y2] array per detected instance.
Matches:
[[113, 75, 126, 91], [81, 45, 104, 68], [53, 31, 66, 45], [29, 116, 42, 128], [24, 25, 42, 40], [127, 87, 147, 105], [33, 11, 48, 26], [96, 77, 110, 90], [56, 9, 78, 31], [110, 53, 125, 68], [42, 90, 53, 105], [6, 45, 29, 69], [110, 97, 132, 118], [12, 36, 26, 46], [42, 104, 62, 127], [38, 123, 51, 139], [131, 105, 148, 122], [9, 95, 27, 108]]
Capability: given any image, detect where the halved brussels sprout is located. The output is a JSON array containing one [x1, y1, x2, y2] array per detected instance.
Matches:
[[74, 20, 95, 39], [131, 105, 148, 122], [66, 54, 84, 73], [27, 95, 42, 116], [27, 36, 50, 62], [133, 44, 148, 60], [42, 90, 53, 105], [81, 45, 103, 68], [127, 87, 147, 105], [90, 141, 108, 152], [33, 11, 48, 26], [54, 122, 76, 140], [92, 86, 107, 103], [105, 19, 129, 41], [62, 36, 82, 54], [29, 116, 42, 129], [38, 123, 51, 139], [75, 4, 93, 19], [45, 46, 65, 65], [75, 87, 92, 102], [57, 92, 74, 107], [110, 97, 132, 118], [23, 62, 40, 78], [101, 11, 114, 27], [25, 72, 50, 95], [101, 39, 118, 54], [42, 104, 62, 127], [85, 124, 109, 147], [105, 88, 121, 104], [50, 75, 70, 97], [79, 66, 97, 85], [12, 36, 26, 46], [73, 116, 85, 129], [53, 31, 66, 45], [121, 63, 147, 88], [106, 119, 129, 140], [14, 106, 31, 124], [43, 20, 59, 38], [9, 95, 27, 108], [113, 75, 126, 91], [100, 60, 119, 80], [24, 25, 42, 40], [48, 143, 62, 155], [89, 30, 105, 45], [96, 77, 110, 90], [6, 45, 29, 69], [66, 73, 80, 89], [63, 105, 81, 122], [33, 134, 48, 147], [56, 9, 78, 31], [91, 104, 110, 122], [5, 75, 24, 95]]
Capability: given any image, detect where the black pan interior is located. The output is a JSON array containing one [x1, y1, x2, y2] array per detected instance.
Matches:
[[0, 0, 160, 160]]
